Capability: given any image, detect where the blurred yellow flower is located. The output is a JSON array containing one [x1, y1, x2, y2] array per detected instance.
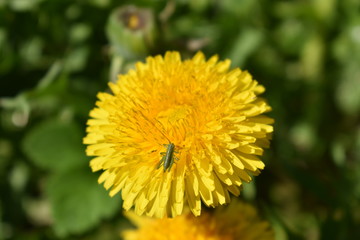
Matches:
[[122, 200, 275, 240], [84, 51, 273, 218]]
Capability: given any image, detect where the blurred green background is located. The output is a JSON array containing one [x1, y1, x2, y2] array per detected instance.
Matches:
[[1, 0, 360, 239]]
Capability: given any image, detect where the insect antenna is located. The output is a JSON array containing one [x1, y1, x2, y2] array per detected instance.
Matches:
[[137, 110, 172, 144]]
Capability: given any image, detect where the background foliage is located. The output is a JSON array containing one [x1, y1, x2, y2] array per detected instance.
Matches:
[[1, 0, 360, 239]]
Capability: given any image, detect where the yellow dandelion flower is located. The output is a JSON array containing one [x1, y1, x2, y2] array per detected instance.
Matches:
[[84, 51, 273, 218], [122, 200, 275, 240]]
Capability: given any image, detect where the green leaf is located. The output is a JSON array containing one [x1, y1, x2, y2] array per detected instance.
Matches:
[[69, 23, 92, 43], [9, 0, 44, 11], [301, 33, 325, 81], [226, 28, 263, 67], [0, 139, 12, 176], [64, 47, 89, 73], [19, 36, 43, 66], [47, 170, 121, 237], [22, 119, 87, 172], [336, 62, 360, 116]]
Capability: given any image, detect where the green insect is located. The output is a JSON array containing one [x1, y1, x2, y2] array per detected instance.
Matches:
[[139, 111, 179, 172], [157, 143, 179, 172]]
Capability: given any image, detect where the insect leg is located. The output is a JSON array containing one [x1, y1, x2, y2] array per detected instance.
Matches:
[[156, 155, 165, 169]]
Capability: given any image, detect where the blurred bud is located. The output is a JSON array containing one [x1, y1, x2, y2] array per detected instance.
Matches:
[[106, 5, 157, 60]]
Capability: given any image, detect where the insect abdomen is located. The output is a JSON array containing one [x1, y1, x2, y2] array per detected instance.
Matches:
[[163, 143, 175, 171]]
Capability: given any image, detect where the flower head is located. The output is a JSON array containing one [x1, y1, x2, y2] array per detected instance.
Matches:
[[122, 200, 275, 240], [84, 51, 273, 218]]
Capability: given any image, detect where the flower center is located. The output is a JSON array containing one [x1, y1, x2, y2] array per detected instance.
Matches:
[[157, 105, 191, 125], [153, 104, 194, 148]]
